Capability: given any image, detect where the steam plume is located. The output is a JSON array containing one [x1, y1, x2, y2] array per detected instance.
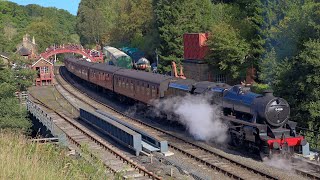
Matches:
[[152, 94, 227, 142]]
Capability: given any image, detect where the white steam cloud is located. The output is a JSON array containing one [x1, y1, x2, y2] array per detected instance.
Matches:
[[263, 156, 293, 171], [152, 94, 228, 142], [263, 155, 317, 175]]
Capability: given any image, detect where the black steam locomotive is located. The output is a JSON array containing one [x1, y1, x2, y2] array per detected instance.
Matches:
[[64, 58, 307, 156], [167, 80, 306, 155]]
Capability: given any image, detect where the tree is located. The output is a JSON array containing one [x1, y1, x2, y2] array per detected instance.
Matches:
[[154, 0, 213, 72], [206, 22, 250, 79], [0, 1, 77, 53], [272, 39, 320, 130], [3, 23, 17, 41], [109, 0, 156, 53], [25, 20, 60, 52], [77, 0, 111, 46], [258, 48, 278, 84], [0, 65, 32, 131], [0, 98, 31, 130]]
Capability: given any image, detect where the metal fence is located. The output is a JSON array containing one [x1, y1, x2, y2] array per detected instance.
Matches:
[[15, 91, 28, 104], [296, 126, 320, 152], [26, 99, 68, 146]]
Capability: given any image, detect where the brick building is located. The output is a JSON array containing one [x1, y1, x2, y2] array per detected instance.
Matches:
[[31, 58, 54, 86], [16, 34, 38, 59]]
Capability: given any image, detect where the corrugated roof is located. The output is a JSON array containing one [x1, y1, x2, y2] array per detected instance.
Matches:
[[103, 46, 130, 59], [115, 69, 173, 84]]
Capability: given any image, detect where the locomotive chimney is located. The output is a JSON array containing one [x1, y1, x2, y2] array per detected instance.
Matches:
[[263, 90, 274, 97]]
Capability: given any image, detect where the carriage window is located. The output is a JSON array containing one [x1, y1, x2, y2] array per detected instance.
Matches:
[[141, 83, 145, 92], [130, 81, 134, 91], [126, 79, 129, 89], [122, 78, 125, 87], [146, 84, 150, 96], [151, 86, 156, 98], [136, 82, 139, 93]]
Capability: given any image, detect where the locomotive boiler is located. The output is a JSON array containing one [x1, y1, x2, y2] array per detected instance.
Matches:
[[223, 86, 290, 127], [64, 57, 308, 157], [221, 85, 305, 156]]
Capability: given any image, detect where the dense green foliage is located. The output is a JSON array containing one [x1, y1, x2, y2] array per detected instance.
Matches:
[[257, 1, 320, 131], [0, 0, 319, 135], [250, 83, 271, 94], [0, 1, 78, 53], [0, 58, 35, 131], [154, 0, 213, 72], [77, 0, 157, 53], [206, 22, 250, 79], [76, 0, 320, 134]]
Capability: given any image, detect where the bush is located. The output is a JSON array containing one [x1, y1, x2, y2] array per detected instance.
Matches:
[[250, 83, 271, 94]]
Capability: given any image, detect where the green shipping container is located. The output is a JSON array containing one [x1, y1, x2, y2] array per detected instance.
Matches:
[[103, 46, 133, 69]]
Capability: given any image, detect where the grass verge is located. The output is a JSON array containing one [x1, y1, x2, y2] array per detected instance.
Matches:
[[0, 131, 110, 180]]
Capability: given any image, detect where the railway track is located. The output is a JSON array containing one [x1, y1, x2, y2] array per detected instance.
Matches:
[[28, 91, 161, 180], [295, 169, 320, 180], [54, 65, 287, 179], [293, 157, 320, 180]]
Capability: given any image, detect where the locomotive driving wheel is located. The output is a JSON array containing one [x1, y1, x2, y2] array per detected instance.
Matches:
[[230, 131, 243, 147]]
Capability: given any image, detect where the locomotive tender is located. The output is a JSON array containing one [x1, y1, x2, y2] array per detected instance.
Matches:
[[64, 57, 308, 156]]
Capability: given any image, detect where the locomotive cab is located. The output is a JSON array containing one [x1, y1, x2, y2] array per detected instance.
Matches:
[[192, 81, 230, 104]]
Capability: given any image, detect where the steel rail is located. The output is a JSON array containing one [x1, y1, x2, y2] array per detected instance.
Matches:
[[55, 66, 281, 180], [28, 93, 162, 180], [294, 169, 320, 180]]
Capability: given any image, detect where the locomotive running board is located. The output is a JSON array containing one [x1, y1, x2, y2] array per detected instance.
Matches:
[[221, 116, 267, 131]]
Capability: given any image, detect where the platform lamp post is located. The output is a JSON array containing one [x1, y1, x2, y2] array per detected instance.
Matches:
[[155, 48, 159, 67], [54, 43, 57, 63], [154, 48, 159, 73]]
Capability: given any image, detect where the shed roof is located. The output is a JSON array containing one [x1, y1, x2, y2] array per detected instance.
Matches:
[[32, 57, 53, 67], [17, 47, 31, 56], [115, 69, 173, 84], [103, 46, 130, 59]]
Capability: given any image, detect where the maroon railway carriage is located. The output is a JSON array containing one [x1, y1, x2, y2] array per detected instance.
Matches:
[[113, 69, 172, 104], [89, 63, 121, 91], [64, 58, 309, 157], [65, 58, 92, 81], [65, 58, 173, 105]]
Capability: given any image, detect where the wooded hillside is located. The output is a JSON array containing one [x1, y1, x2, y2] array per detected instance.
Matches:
[[0, 1, 78, 53], [76, 0, 319, 132]]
